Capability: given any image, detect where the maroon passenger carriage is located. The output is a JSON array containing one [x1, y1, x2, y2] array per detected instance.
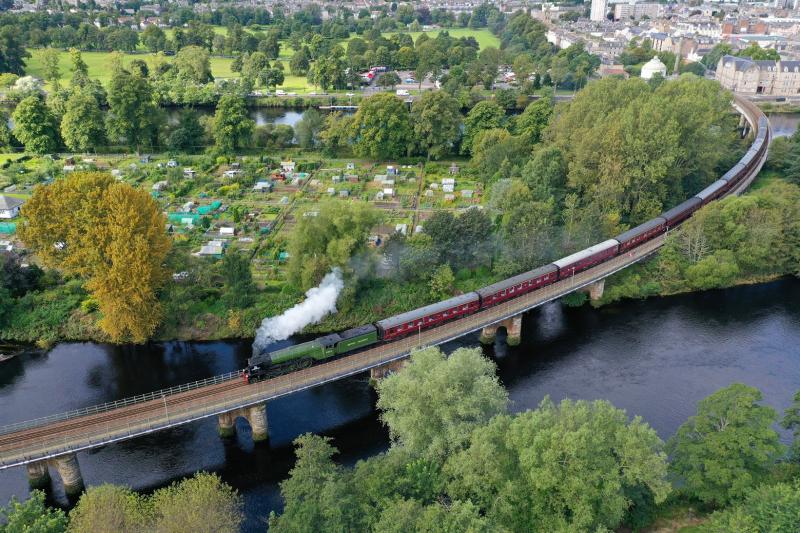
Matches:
[[376, 293, 481, 341]]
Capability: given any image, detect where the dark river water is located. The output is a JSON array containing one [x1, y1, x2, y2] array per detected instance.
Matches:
[[768, 113, 800, 138], [1, 278, 800, 531]]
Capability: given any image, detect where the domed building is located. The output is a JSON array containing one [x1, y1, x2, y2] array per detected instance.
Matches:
[[641, 56, 667, 80]]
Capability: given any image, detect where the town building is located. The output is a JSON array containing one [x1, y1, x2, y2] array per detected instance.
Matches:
[[716, 55, 800, 96], [591, 0, 608, 22], [614, 2, 661, 21], [0, 195, 23, 219], [640, 56, 668, 79]]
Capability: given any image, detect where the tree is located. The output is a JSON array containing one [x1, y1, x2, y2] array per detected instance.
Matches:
[[411, 91, 461, 160], [0, 26, 30, 74], [67, 484, 147, 533], [107, 67, 159, 153], [61, 91, 106, 152], [702, 43, 733, 70], [351, 93, 413, 160], [174, 45, 212, 83], [377, 71, 401, 89], [446, 397, 669, 531], [782, 390, 800, 462], [287, 201, 381, 288], [289, 47, 310, 76], [40, 47, 62, 91], [376, 346, 508, 460], [704, 481, 800, 533], [221, 252, 255, 308], [151, 472, 242, 533], [167, 110, 205, 153], [141, 25, 168, 53], [666, 383, 784, 506], [515, 93, 553, 145], [262, 67, 284, 91], [423, 208, 493, 269], [736, 42, 780, 61], [19, 172, 171, 343], [69, 48, 90, 87], [12, 95, 59, 154], [461, 100, 505, 154], [212, 93, 254, 153], [0, 491, 67, 533], [269, 434, 351, 532], [428, 264, 454, 300], [319, 111, 354, 155], [295, 108, 324, 149]]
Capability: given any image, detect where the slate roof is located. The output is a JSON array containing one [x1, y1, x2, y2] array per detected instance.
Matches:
[[0, 195, 24, 210]]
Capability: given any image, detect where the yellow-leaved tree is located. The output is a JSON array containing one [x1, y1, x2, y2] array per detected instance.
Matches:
[[19, 172, 171, 343]]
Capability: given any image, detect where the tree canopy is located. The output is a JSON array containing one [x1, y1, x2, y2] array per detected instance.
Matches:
[[19, 172, 171, 343], [667, 383, 784, 506], [351, 93, 413, 160]]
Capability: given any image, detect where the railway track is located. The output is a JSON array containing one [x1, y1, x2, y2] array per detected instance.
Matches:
[[0, 95, 770, 470]]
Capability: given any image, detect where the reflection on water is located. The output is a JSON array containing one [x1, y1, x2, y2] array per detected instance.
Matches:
[[1, 278, 799, 531], [768, 113, 800, 138]]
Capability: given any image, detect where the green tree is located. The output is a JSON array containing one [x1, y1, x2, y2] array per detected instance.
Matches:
[[287, 201, 381, 289], [704, 480, 800, 533], [295, 108, 324, 149], [461, 100, 505, 154], [667, 383, 784, 506], [61, 91, 106, 152], [151, 472, 242, 533], [221, 252, 255, 308], [782, 390, 800, 462], [268, 434, 354, 532], [141, 25, 168, 53], [428, 263, 454, 300], [0, 491, 67, 533], [0, 26, 29, 74], [12, 94, 59, 154], [736, 43, 781, 61], [67, 484, 146, 533], [289, 47, 310, 76], [702, 43, 733, 70], [174, 45, 212, 83], [515, 93, 553, 145], [107, 67, 159, 153], [213, 93, 255, 153], [351, 93, 413, 160], [166, 110, 205, 153], [446, 397, 670, 531], [376, 71, 401, 89], [40, 47, 62, 91], [376, 346, 508, 460], [411, 91, 461, 160]]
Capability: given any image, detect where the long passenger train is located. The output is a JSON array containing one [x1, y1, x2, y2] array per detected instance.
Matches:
[[243, 115, 770, 382]]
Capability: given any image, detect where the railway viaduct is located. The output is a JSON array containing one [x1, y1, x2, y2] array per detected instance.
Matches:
[[0, 96, 770, 497]]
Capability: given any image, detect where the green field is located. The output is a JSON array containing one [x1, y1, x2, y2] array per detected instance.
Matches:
[[24, 28, 498, 93]]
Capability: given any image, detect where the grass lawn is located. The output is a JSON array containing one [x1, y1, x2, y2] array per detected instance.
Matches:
[[24, 27, 498, 92]]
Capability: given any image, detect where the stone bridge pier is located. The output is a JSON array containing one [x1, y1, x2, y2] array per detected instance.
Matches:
[[25, 453, 84, 496], [369, 358, 408, 382], [218, 403, 269, 442], [480, 314, 523, 346], [581, 279, 605, 301]]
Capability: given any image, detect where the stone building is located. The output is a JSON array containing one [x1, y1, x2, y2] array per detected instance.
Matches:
[[716, 55, 800, 96]]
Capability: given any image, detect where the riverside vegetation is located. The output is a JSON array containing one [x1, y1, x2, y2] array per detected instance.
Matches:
[[3, 346, 800, 532], [0, 75, 756, 345]]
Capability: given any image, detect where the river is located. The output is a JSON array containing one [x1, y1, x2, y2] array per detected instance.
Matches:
[[1, 278, 800, 530], [768, 113, 800, 138]]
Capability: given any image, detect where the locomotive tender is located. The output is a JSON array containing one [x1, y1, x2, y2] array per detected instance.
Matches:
[[243, 116, 770, 383]]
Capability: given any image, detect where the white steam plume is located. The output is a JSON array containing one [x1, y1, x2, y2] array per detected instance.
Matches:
[[252, 268, 344, 354]]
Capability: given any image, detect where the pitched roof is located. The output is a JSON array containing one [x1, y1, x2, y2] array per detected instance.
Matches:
[[0, 195, 24, 210]]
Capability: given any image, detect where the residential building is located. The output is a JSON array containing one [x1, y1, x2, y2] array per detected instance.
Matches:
[[591, 0, 608, 22], [0, 195, 23, 219], [716, 55, 800, 96]]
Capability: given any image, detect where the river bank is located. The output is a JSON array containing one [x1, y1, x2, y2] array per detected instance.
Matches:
[[1, 277, 799, 531]]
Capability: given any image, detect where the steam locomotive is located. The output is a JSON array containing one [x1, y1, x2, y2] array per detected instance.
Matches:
[[243, 115, 770, 383]]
